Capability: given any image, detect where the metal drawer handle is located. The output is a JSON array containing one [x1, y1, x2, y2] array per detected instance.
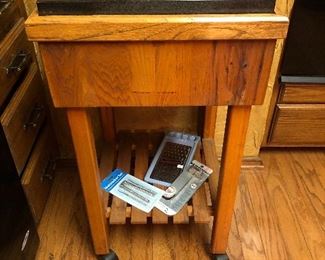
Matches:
[[0, 0, 13, 15], [6, 51, 31, 74], [23, 104, 45, 130]]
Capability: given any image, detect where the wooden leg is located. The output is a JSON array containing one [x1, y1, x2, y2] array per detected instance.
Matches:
[[100, 108, 116, 143], [67, 108, 110, 255], [211, 106, 251, 254], [203, 106, 218, 138]]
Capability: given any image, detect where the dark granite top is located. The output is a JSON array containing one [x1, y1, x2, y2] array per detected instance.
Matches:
[[37, 0, 275, 15]]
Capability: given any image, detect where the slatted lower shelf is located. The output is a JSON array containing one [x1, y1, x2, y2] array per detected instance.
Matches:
[[99, 131, 219, 225]]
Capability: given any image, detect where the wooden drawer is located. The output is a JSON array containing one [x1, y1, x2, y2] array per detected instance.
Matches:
[[22, 125, 56, 224], [268, 104, 325, 145], [39, 40, 275, 107], [1, 63, 46, 174], [0, 0, 21, 42], [280, 83, 325, 104], [0, 19, 33, 108]]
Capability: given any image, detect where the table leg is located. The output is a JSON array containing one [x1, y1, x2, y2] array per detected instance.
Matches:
[[211, 106, 251, 255], [203, 106, 218, 138], [67, 108, 110, 255], [100, 108, 116, 143]]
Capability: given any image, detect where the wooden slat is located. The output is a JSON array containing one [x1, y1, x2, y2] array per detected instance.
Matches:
[[152, 207, 169, 224], [202, 138, 219, 205], [192, 187, 211, 223], [131, 133, 150, 224], [25, 11, 288, 41], [172, 206, 189, 224], [192, 143, 211, 223], [99, 143, 115, 214], [109, 137, 132, 224], [148, 132, 169, 224]]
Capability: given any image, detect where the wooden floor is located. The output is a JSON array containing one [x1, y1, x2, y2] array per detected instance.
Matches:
[[36, 149, 325, 260]]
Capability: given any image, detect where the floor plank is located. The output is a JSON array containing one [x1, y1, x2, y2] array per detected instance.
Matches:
[[234, 175, 267, 260], [243, 168, 289, 260], [261, 151, 313, 260]]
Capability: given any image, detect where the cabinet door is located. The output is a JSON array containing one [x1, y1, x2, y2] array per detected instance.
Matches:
[[1, 64, 46, 174], [268, 104, 325, 146]]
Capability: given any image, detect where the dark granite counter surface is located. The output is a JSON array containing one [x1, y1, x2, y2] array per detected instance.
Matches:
[[37, 0, 275, 15]]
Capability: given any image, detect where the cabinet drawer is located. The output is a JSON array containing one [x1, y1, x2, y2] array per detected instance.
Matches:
[[1, 63, 46, 174], [280, 83, 325, 104], [40, 40, 275, 107], [0, 19, 33, 108], [0, 0, 21, 42], [268, 104, 325, 145], [22, 125, 55, 224]]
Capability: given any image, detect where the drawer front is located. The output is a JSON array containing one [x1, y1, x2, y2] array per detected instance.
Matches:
[[280, 83, 325, 104], [0, 19, 34, 108], [268, 104, 325, 145], [40, 40, 275, 107], [1, 63, 46, 174], [22, 125, 55, 224], [0, 0, 21, 42]]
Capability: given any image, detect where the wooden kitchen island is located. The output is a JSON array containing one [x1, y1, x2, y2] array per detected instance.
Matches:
[[25, 11, 288, 259]]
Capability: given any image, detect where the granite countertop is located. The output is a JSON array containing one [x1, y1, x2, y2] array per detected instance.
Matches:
[[37, 0, 275, 15]]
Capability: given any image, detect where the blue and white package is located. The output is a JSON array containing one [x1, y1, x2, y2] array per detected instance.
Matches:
[[101, 169, 164, 213]]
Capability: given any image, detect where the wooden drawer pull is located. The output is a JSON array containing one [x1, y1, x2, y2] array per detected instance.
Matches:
[[6, 51, 31, 74], [0, 0, 13, 15], [23, 104, 44, 130]]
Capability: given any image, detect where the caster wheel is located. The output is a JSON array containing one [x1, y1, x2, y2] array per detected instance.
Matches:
[[98, 249, 119, 260], [212, 253, 229, 260]]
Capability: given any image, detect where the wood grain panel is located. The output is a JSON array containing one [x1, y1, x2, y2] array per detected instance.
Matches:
[[114, 107, 198, 133], [25, 11, 288, 41], [215, 40, 276, 105], [39, 41, 215, 107], [39, 40, 275, 107], [280, 84, 325, 104], [269, 104, 325, 145], [1, 63, 46, 175]]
